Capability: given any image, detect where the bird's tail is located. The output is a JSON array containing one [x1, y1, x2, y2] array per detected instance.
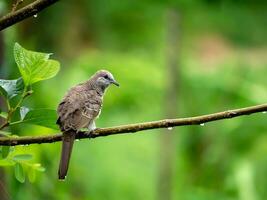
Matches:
[[58, 131, 76, 180]]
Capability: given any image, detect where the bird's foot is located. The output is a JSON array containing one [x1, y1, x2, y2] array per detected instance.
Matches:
[[86, 132, 93, 139], [85, 128, 100, 139], [84, 131, 93, 138]]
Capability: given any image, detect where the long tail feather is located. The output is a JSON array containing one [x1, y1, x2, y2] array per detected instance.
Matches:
[[58, 131, 75, 180]]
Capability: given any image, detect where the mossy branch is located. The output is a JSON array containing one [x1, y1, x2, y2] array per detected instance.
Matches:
[[0, 0, 59, 31], [0, 103, 266, 146]]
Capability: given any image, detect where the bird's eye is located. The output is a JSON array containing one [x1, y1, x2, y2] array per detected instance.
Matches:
[[104, 75, 109, 79]]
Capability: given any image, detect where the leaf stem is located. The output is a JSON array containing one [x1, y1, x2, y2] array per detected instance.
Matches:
[[0, 86, 29, 130], [0, 122, 9, 130], [9, 121, 22, 126], [5, 99, 11, 110], [12, 86, 28, 113]]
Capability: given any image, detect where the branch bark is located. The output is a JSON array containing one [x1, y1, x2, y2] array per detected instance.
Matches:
[[0, 0, 59, 31], [0, 103, 266, 146]]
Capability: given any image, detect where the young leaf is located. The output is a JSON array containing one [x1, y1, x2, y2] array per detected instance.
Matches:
[[14, 43, 60, 86], [1, 146, 10, 159], [28, 168, 36, 183], [14, 163, 25, 183], [14, 109, 58, 130], [35, 166, 45, 172], [13, 154, 33, 161], [0, 78, 24, 99], [32, 163, 46, 172]]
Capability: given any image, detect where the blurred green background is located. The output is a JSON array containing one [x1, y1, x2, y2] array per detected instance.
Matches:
[[1, 0, 267, 199]]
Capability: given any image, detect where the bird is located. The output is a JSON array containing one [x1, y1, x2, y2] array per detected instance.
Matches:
[[56, 70, 119, 180]]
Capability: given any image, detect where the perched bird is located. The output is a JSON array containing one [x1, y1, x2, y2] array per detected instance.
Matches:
[[56, 70, 119, 180]]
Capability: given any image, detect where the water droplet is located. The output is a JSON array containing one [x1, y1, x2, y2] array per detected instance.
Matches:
[[167, 127, 173, 130], [33, 14, 38, 18], [200, 123, 205, 126], [262, 111, 266, 114]]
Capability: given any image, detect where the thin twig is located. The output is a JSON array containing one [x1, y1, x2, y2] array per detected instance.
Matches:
[[0, 103, 266, 146], [0, 0, 59, 31], [0, 122, 9, 130], [0, 87, 28, 130]]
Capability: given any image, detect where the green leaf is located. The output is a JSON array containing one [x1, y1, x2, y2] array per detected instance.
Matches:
[[0, 111, 8, 119], [20, 106, 30, 120], [36, 166, 46, 172], [33, 163, 46, 172], [0, 78, 24, 99], [28, 168, 36, 183], [14, 43, 60, 86], [0, 86, 7, 97], [14, 109, 58, 130], [13, 154, 33, 161], [14, 163, 25, 183], [1, 146, 10, 159]]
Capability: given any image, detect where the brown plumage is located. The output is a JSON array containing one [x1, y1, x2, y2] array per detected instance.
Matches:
[[57, 70, 119, 180]]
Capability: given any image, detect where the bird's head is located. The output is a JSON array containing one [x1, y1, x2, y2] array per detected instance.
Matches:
[[93, 70, 119, 90]]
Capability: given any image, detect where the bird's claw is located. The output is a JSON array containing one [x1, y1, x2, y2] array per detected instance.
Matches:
[[85, 128, 100, 139], [84, 131, 93, 139]]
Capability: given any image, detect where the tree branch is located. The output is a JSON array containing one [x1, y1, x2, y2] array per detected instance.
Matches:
[[0, 103, 266, 146], [12, 0, 24, 13], [0, 0, 59, 31]]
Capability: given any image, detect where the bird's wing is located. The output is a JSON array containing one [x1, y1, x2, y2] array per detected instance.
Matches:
[[57, 87, 86, 130], [83, 97, 103, 119], [57, 88, 102, 131]]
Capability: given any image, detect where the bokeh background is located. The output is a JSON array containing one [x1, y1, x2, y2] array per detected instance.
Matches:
[[1, 0, 267, 199]]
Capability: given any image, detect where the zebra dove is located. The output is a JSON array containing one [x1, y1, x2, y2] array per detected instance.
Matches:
[[56, 70, 119, 180]]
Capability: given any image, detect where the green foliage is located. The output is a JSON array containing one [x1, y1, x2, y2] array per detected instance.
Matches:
[[0, 43, 60, 129], [0, 78, 24, 99], [0, 111, 7, 118], [14, 43, 60, 86], [27, 166, 36, 183], [0, 43, 59, 183], [12, 154, 45, 183], [25, 163, 46, 183], [0, 148, 46, 183], [14, 163, 25, 183], [1, 146, 10, 159], [13, 154, 33, 161], [1, 1, 267, 199], [14, 108, 58, 130], [9, 107, 58, 130]]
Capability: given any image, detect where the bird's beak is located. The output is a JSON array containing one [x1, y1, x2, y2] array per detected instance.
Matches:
[[111, 79, 120, 87]]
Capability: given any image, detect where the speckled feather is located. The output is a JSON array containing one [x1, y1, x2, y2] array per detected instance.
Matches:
[[57, 70, 119, 180], [57, 84, 102, 132]]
